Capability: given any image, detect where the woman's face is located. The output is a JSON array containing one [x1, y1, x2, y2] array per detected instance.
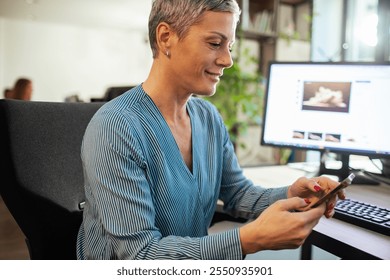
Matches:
[[168, 11, 236, 96]]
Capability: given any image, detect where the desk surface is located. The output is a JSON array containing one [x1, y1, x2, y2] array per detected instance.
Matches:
[[242, 165, 390, 260]]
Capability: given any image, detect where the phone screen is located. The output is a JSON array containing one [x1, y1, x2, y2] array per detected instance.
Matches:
[[310, 173, 355, 208]]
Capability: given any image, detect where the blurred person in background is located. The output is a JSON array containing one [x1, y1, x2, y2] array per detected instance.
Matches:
[[11, 78, 33, 100], [3, 88, 13, 99]]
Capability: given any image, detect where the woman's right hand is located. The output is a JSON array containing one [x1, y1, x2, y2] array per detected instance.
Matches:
[[239, 197, 325, 255]]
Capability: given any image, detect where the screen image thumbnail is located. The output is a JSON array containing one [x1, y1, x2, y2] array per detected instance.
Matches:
[[302, 81, 351, 113]]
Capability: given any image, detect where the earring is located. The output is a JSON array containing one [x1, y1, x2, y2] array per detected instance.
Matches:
[[165, 50, 170, 57]]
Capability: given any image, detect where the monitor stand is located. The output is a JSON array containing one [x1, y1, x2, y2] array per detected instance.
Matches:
[[318, 152, 379, 185]]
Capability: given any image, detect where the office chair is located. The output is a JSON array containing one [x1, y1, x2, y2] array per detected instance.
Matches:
[[0, 99, 103, 259], [103, 86, 134, 101]]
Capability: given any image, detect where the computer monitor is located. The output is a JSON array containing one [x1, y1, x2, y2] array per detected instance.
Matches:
[[261, 61, 390, 182]]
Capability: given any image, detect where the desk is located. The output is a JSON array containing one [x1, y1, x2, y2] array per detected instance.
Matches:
[[242, 165, 390, 260]]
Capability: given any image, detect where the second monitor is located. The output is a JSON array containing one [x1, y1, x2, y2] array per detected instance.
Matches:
[[261, 61, 390, 181]]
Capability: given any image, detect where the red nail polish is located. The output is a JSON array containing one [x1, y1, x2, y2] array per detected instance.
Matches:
[[314, 185, 321, 192], [304, 198, 311, 204]]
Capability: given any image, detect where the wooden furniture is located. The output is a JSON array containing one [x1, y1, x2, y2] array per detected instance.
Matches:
[[237, 0, 313, 75], [233, 0, 312, 166]]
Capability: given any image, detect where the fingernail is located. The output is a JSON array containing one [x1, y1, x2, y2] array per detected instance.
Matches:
[[304, 198, 311, 204], [314, 185, 321, 192]]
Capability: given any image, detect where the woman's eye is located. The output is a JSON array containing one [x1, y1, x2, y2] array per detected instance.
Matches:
[[209, 42, 221, 48]]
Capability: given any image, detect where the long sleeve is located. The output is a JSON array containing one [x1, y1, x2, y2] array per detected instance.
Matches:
[[77, 86, 287, 260], [77, 110, 242, 259], [218, 125, 288, 219]]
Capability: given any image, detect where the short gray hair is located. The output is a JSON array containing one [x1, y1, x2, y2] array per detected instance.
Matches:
[[148, 0, 241, 58]]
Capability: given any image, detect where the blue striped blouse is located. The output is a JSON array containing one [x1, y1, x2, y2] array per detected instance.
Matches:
[[76, 85, 288, 260]]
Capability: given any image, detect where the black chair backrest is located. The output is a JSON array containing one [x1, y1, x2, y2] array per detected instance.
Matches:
[[104, 86, 134, 101], [0, 99, 103, 259]]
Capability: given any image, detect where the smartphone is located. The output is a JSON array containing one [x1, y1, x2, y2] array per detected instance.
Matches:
[[310, 173, 355, 208]]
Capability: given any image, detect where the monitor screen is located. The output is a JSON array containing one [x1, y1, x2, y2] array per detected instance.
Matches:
[[261, 62, 390, 161]]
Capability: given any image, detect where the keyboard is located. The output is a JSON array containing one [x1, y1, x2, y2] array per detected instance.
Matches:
[[334, 199, 390, 236]]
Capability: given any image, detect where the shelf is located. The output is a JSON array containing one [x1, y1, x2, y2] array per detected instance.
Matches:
[[237, 0, 312, 76], [240, 30, 278, 42], [280, 0, 308, 5]]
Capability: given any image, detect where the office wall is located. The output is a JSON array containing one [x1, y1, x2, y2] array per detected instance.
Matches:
[[0, 18, 153, 102]]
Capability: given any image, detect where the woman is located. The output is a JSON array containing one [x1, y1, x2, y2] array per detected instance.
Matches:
[[11, 78, 33, 100], [77, 0, 342, 260]]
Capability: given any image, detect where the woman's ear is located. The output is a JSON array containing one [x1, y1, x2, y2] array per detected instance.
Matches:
[[156, 22, 172, 57]]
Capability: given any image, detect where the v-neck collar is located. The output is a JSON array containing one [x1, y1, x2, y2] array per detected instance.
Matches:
[[142, 91, 197, 179]]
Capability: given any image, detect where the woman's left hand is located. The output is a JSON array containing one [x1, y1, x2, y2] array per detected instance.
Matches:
[[287, 176, 346, 218]]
